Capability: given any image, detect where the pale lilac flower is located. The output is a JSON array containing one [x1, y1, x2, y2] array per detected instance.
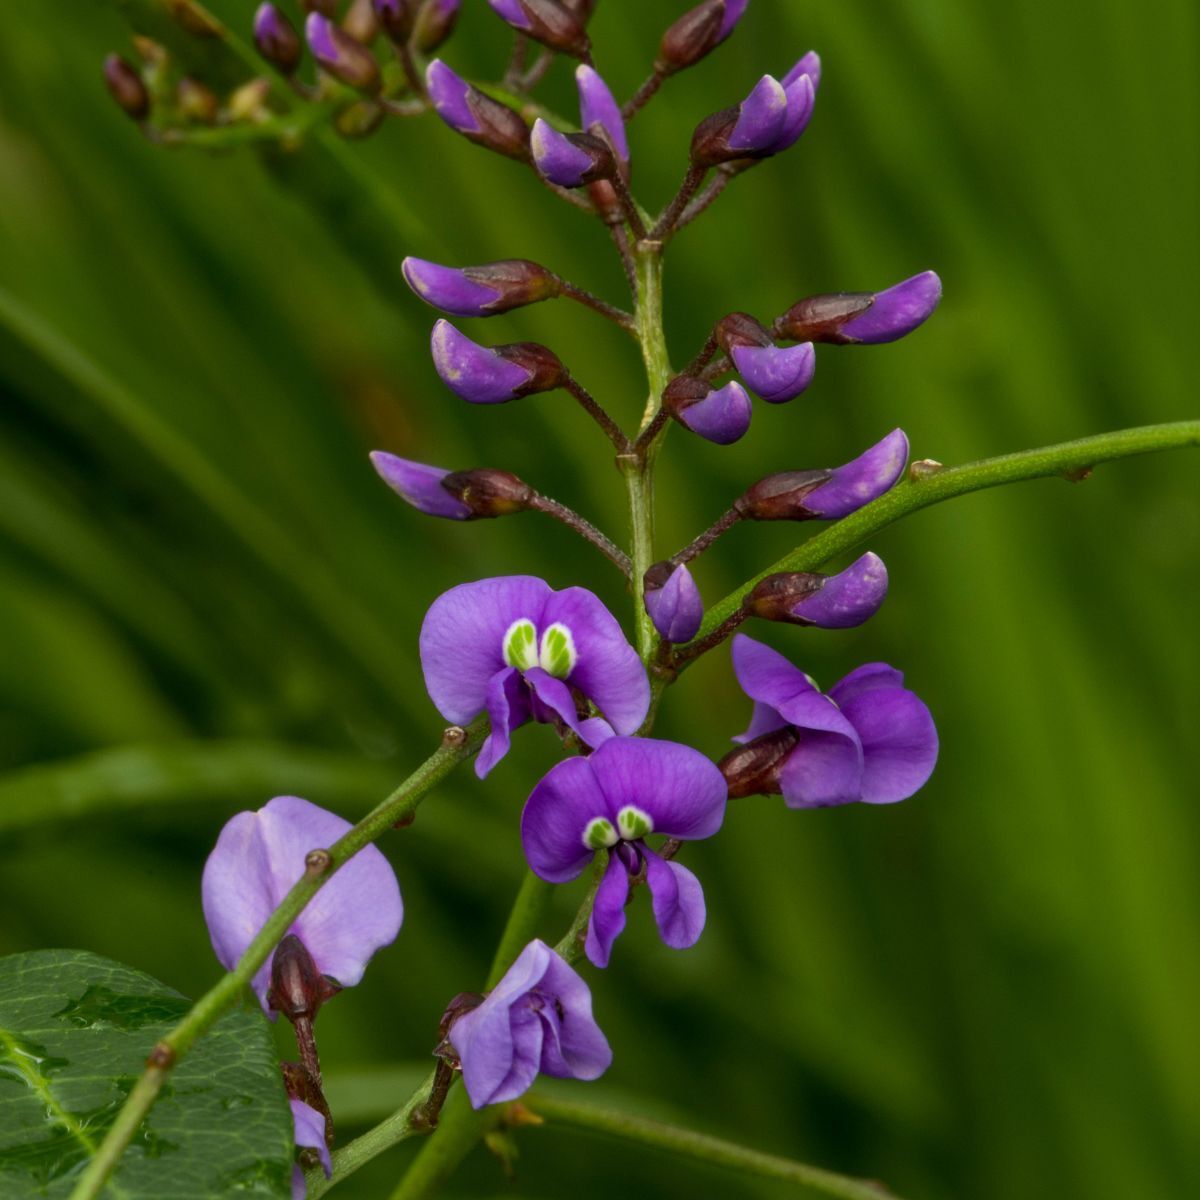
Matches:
[[576, 65, 628, 162], [290, 1099, 331, 1200], [402, 257, 560, 317]]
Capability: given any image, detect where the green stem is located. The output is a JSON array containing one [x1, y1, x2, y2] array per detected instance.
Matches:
[[683, 420, 1200, 656], [526, 1094, 900, 1200], [68, 720, 487, 1200]]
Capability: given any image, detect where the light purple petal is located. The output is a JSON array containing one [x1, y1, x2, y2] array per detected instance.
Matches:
[[840, 271, 943, 344], [676, 380, 752, 444], [369, 451, 470, 520], [522, 755, 609, 883], [541, 587, 650, 735], [782, 50, 821, 93], [537, 951, 612, 1079], [475, 666, 530, 779], [837, 682, 938, 804], [292, 1166, 306, 1200], [645, 563, 703, 643], [531, 118, 593, 187], [201, 811, 274, 991], [718, 0, 749, 40], [488, 0, 532, 30], [730, 342, 815, 403], [576, 64, 627, 161], [589, 737, 727, 841], [430, 320, 532, 404], [304, 13, 337, 63], [426, 59, 479, 134], [290, 1099, 331, 1179], [584, 852, 629, 968], [789, 552, 888, 629], [525, 667, 615, 750], [729, 75, 789, 153], [401, 257, 500, 316], [802, 429, 909, 518], [778, 731, 866, 807], [643, 849, 706, 950], [766, 72, 815, 153], [420, 575, 551, 725]]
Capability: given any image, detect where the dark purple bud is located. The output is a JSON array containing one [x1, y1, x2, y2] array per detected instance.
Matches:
[[177, 76, 219, 124], [718, 726, 798, 798], [531, 119, 615, 188], [487, 0, 591, 59], [267, 933, 341, 1023], [413, 0, 461, 53], [657, 0, 749, 74], [730, 342, 815, 403], [103, 54, 150, 120], [778, 272, 942, 345], [691, 75, 790, 168], [664, 376, 752, 445], [306, 13, 380, 91], [441, 468, 536, 518], [402, 257, 560, 317], [254, 4, 303, 73], [782, 50, 821, 93], [576, 65, 627, 163], [370, 452, 472, 519], [644, 562, 704, 643], [431, 320, 566, 404], [745, 553, 888, 629], [374, 0, 416, 40], [764, 72, 815, 154], [344, 0, 382, 44], [426, 59, 531, 162]]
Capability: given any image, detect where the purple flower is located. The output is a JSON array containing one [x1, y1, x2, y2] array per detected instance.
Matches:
[[644, 562, 704, 643], [420, 576, 650, 777], [745, 553, 889, 629], [402, 256, 560, 318], [576, 65, 628, 163], [430, 320, 565, 404], [692, 75, 790, 167], [727, 635, 938, 807], [290, 1099, 331, 1200], [486, 0, 590, 58], [425, 60, 531, 161], [305, 13, 379, 92], [202, 796, 403, 1011], [730, 341, 815, 403], [664, 377, 753, 444], [369, 451, 470, 520], [254, 4, 302, 74], [522, 738, 727, 967], [530, 119, 614, 188], [448, 939, 611, 1108], [782, 50, 822, 93], [765, 71, 815, 154], [658, 0, 749, 72], [839, 271, 943, 344]]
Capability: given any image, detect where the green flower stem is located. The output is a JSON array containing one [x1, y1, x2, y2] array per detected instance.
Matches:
[[485, 870, 556, 989], [68, 719, 487, 1200], [682, 420, 1200, 658], [525, 1093, 901, 1200]]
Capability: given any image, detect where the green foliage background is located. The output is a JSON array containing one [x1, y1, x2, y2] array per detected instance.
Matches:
[[0, 2, 1196, 1197]]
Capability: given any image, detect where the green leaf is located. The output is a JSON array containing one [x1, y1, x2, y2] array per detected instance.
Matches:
[[0, 950, 292, 1199]]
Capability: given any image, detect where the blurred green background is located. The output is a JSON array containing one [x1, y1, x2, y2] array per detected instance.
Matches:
[[1, 2, 1197, 1198]]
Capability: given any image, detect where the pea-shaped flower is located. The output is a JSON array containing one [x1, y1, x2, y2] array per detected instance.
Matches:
[[522, 738, 727, 967], [448, 938, 612, 1108], [420, 576, 650, 777], [201, 796, 403, 1012]]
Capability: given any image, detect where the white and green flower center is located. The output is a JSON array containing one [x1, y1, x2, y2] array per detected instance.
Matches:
[[616, 805, 654, 841], [582, 817, 618, 851], [502, 618, 577, 679]]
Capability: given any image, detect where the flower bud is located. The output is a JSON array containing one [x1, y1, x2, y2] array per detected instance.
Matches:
[[745, 553, 888, 629], [663, 376, 752, 445], [374, 0, 416, 41], [103, 55, 150, 120], [267, 934, 341, 1023], [370, 452, 472, 519], [229, 78, 273, 122], [764, 72, 815, 154], [413, 0, 461, 53], [306, 13, 380, 92], [730, 342, 815, 403], [487, 0, 591, 59], [714, 311, 772, 353], [783, 50, 821, 94], [576, 65, 628, 164], [403, 257, 560, 317], [691, 75, 789, 169], [431, 320, 567, 404], [426, 60, 530, 162], [253, 4, 303, 73], [777, 271, 942, 345], [531, 120, 616, 188], [644, 562, 704, 643], [441, 468, 536, 518], [718, 727, 799, 799], [657, 0, 749, 75], [177, 76, 218, 124], [344, 0, 382, 44]]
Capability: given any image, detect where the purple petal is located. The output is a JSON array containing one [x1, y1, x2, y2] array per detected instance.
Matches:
[[718, 0, 749, 41], [766, 72, 815, 153], [475, 666, 530, 779], [730, 342, 815, 403], [290, 1099, 331, 1179], [430, 320, 533, 403], [425, 59, 480, 134], [834, 676, 938, 803], [828, 662, 907, 703], [576, 64, 627, 161], [522, 755, 609, 883], [589, 737, 727, 841], [801, 429, 909, 518], [420, 575, 551, 724], [488, 0, 533, 30], [736, 699, 790, 743], [369, 451, 470, 520], [541, 587, 649, 735], [525, 667, 615, 750], [729, 75, 789, 153], [531, 118, 593, 187], [401, 257, 500, 316], [778, 730, 866, 807], [840, 271, 943, 344], [789, 552, 888, 629], [645, 563, 704, 643], [782, 50, 822, 93], [643, 849, 706, 950], [584, 852, 629, 968], [537, 950, 612, 1078], [676, 380, 752, 444], [304, 13, 337, 63]]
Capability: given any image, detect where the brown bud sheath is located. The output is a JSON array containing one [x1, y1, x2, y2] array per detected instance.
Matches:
[[506, 0, 591, 59], [497, 342, 570, 395], [343, 0, 382, 44], [743, 573, 827, 623], [267, 934, 341, 1024], [103, 55, 150, 121], [715, 311, 774, 353], [375, 0, 417, 42], [660, 373, 711, 417], [735, 468, 835, 520], [656, 0, 725, 73], [440, 468, 535, 518], [775, 293, 875, 343], [465, 260, 563, 310], [413, 0, 461, 54], [718, 728, 801, 798], [253, 5, 303, 74]]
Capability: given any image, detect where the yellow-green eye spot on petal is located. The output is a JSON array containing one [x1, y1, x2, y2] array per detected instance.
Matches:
[[616, 805, 653, 841], [538, 622, 577, 679], [503, 618, 539, 671], [583, 817, 618, 851]]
